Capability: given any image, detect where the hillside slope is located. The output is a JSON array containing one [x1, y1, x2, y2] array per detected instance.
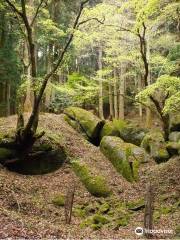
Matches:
[[0, 113, 179, 239]]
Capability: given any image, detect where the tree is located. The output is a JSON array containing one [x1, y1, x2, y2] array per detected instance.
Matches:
[[136, 75, 180, 139], [1, 0, 90, 161]]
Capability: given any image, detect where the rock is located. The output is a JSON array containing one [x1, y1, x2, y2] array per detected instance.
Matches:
[[64, 107, 105, 145], [112, 119, 148, 146], [169, 132, 180, 142], [166, 142, 180, 155], [100, 121, 120, 140], [0, 148, 15, 164], [7, 149, 66, 175], [100, 136, 146, 182], [141, 131, 169, 163], [169, 114, 180, 131], [71, 160, 111, 197]]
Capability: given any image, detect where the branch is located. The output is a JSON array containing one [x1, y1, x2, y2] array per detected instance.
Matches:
[[30, 0, 46, 27], [78, 17, 105, 27], [149, 95, 163, 120], [118, 93, 150, 109], [4, 0, 23, 17]]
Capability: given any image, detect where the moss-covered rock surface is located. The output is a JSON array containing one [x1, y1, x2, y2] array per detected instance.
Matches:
[[100, 136, 146, 182], [71, 160, 111, 197], [141, 131, 169, 163], [64, 107, 105, 145]]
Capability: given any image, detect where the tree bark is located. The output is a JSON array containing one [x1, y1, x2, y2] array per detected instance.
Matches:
[[119, 63, 125, 119], [98, 45, 104, 119], [109, 81, 114, 118], [113, 68, 118, 119], [6, 80, 11, 117], [144, 183, 154, 238]]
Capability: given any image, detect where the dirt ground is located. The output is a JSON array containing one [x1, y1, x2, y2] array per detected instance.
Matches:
[[0, 113, 179, 239]]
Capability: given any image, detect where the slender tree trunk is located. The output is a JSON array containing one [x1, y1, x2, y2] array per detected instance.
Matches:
[[98, 45, 104, 119], [24, 41, 33, 112], [119, 63, 125, 119], [145, 34, 152, 128], [109, 81, 114, 118], [144, 183, 154, 238], [138, 76, 143, 120], [113, 68, 118, 119], [45, 44, 53, 110], [6, 81, 11, 116]]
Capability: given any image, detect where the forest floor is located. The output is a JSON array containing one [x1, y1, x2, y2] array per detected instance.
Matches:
[[0, 113, 179, 239]]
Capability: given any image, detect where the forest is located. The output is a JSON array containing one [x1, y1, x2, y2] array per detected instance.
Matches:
[[0, 0, 179, 238]]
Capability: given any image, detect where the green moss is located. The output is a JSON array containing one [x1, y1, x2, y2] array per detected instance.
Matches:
[[71, 160, 111, 197], [113, 119, 127, 130], [126, 198, 144, 210], [73, 206, 86, 218], [141, 131, 169, 163], [52, 194, 65, 207], [153, 210, 161, 222], [115, 216, 129, 227], [46, 132, 62, 144], [100, 121, 120, 139], [99, 202, 110, 214], [92, 214, 109, 225], [64, 107, 105, 142], [0, 148, 14, 161], [160, 206, 173, 214], [100, 136, 141, 182]]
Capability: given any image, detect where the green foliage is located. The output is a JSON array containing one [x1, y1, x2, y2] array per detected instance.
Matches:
[[49, 73, 98, 112], [136, 75, 180, 115]]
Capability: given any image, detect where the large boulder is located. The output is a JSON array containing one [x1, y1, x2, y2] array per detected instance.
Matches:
[[141, 131, 169, 163], [113, 119, 148, 146], [169, 114, 180, 132], [166, 142, 180, 156], [64, 107, 105, 145], [100, 121, 120, 140], [100, 136, 147, 182], [169, 132, 180, 142]]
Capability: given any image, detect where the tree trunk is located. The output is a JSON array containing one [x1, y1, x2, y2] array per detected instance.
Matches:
[[145, 34, 152, 128], [6, 81, 11, 116], [109, 81, 114, 118], [138, 76, 143, 120], [45, 44, 53, 111], [119, 63, 125, 119], [98, 45, 104, 119], [24, 41, 33, 113], [113, 68, 118, 119], [144, 183, 154, 238]]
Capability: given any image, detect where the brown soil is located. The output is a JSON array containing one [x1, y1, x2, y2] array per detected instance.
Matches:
[[0, 113, 179, 239]]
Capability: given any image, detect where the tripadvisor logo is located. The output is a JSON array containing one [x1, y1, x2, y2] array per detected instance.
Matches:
[[135, 227, 144, 236], [135, 227, 173, 236]]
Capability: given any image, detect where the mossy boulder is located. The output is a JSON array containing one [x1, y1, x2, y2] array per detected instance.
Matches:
[[100, 121, 120, 140], [166, 142, 180, 155], [100, 136, 146, 182], [141, 131, 169, 163], [71, 160, 111, 197], [169, 131, 180, 142], [169, 113, 180, 131], [113, 119, 148, 146], [64, 107, 105, 145]]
